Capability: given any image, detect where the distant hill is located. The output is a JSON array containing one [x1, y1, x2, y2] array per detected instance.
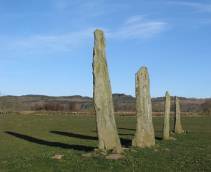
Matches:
[[0, 94, 210, 116]]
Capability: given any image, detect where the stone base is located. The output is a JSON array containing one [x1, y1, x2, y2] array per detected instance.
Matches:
[[82, 148, 125, 160], [105, 153, 125, 160]]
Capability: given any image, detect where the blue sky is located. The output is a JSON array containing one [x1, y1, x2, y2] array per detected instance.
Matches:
[[0, 0, 211, 98]]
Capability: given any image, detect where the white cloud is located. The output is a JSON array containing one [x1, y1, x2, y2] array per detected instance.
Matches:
[[201, 19, 211, 24], [53, 0, 111, 18], [108, 16, 167, 39], [124, 15, 146, 25], [169, 1, 211, 12], [0, 28, 95, 56], [16, 29, 92, 51], [0, 16, 167, 57]]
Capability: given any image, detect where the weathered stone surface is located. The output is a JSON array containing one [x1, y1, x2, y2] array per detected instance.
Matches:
[[174, 97, 184, 134], [132, 67, 155, 148], [105, 153, 125, 160], [163, 91, 171, 140], [93, 29, 122, 153], [51, 154, 64, 160]]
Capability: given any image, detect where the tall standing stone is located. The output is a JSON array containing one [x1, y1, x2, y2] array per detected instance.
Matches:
[[132, 67, 155, 148], [163, 91, 171, 140], [174, 97, 184, 134], [93, 29, 122, 153]]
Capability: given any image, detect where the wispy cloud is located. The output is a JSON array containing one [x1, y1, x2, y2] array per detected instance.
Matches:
[[13, 29, 94, 52], [108, 15, 167, 39], [53, 0, 102, 10], [201, 18, 211, 24], [0, 16, 167, 58], [0, 28, 95, 58], [53, 0, 126, 18], [169, 1, 211, 12]]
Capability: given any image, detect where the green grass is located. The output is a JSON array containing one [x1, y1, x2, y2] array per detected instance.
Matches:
[[0, 114, 211, 172]]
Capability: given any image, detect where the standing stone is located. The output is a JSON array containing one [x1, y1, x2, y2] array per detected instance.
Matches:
[[93, 29, 122, 153], [174, 97, 184, 134], [132, 67, 155, 148], [163, 91, 171, 140]]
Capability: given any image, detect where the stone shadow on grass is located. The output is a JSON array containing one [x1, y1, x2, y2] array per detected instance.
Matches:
[[155, 136, 163, 140], [118, 128, 163, 141], [50, 131, 97, 140], [5, 131, 94, 152], [51, 130, 132, 148], [118, 127, 135, 131]]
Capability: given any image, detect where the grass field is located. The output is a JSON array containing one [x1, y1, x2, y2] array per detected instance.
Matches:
[[0, 114, 211, 172]]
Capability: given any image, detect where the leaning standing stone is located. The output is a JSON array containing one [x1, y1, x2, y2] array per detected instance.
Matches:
[[163, 91, 171, 140], [174, 97, 184, 134], [132, 67, 155, 148], [93, 29, 122, 153]]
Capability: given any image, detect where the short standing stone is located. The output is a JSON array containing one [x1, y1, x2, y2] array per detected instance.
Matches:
[[163, 91, 171, 140], [174, 97, 184, 134], [132, 67, 155, 148], [93, 29, 122, 153]]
